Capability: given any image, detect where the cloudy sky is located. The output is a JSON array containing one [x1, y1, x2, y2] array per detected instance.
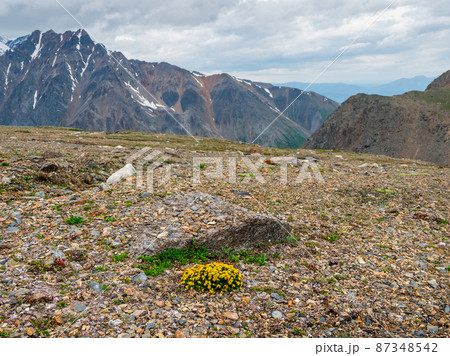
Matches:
[[0, 0, 448, 84]]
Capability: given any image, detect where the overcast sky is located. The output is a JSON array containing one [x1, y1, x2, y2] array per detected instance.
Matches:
[[0, 0, 448, 84]]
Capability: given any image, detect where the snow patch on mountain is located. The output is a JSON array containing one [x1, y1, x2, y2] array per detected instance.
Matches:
[[7, 35, 29, 49], [66, 63, 77, 92], [124, 81, 161, 110], [192, 75, 203, 87], [31, 32, 43, 60], [264, 87, 273, 98], [5, 63, 11, 87], [0, 36, 10, 55], [33, 90, 38, 109]]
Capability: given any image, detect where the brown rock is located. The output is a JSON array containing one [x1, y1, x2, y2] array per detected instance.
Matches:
[[24, 327, 35, 336], [222, 311, 239, 320], [175, 330, 185, 338]]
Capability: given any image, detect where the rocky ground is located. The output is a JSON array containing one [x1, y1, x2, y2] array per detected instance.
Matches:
[[0, 127, 448, 338]]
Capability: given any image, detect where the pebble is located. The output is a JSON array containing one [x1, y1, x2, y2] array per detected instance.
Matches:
[[132, 271, 147, 284], [175, 330, 185, 338], [140, 192, 152, 198], [145, 322, 155, 330], [89, 281, 103, 293], [52, 250, 66, 260], [270, 292, 284, 301], [35, 191, 45, 199], [427, 325, 439, 333], [222, 311, 239, 320], [272, 311, 283, 319], [418, 261, 428, 268], [1, 177, 11, 184], [427, 280, 438, 288], [109, 319, 123, 327], [74, 301, 86, 313], [410, 280, 419, 287], [6, 227, 19, 233], [24, 327, 36, 336]]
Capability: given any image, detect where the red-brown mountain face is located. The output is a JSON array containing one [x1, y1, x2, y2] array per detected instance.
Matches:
[[0, 29, 338, 148], [302, 70, 450, 166]]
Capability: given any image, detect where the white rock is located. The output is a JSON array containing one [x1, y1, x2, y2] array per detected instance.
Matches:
[[1, 177, 11, 184], [106, 164, 136, 185]]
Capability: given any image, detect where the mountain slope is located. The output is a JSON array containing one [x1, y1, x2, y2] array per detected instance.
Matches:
[[302, 70, 450, 166], [0, 29, 338, 148]]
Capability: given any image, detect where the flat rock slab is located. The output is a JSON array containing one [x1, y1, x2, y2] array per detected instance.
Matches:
[[130, 193, 291, 255]]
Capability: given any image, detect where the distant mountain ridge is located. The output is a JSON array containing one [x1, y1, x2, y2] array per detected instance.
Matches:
[[302, 70, 450, 166], [282, 76, 434, 103], [0, 29, 338, 148]]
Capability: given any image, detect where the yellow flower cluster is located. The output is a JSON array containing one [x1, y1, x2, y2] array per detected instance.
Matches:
[[180, 262, 243, 294]]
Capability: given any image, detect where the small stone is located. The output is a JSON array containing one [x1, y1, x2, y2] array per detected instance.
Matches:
[[111, 239, 122, 247], [70, 262, 82, 272], [222, 311, 239, 320], [145, 322, 155, 330], [99, 183, 107, 191], [270, 292, 284, 301], [35, 191, 45, 199], [132, 310, 145, 318], [190, 205, 199, 211], [157, 231, 168, 239], [410, 280, 419, 287], [418, 261, 428, 268], [140, 192, 152, 198], [1, 177, 11, 184], [175, 330, 185, 338], [52, 250, 66, 260], [6, 227, 19, 233], [73, 301, 86, 313], [272, 311, 283, 319], [319, 317, 326, 323], [427, 325, 438, 333], [357, 257, 366, 264], [89, 281, 103, 293], [132, 272, 147, 284], [24, 327, 36, 336], [428, 280, 438, 288], [445, 305, 450, 313], [109, 319, 123, 327]]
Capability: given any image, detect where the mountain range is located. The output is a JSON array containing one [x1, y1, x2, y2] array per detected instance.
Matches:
[[281, 76, 434, 103], [0, 29, 338, 148], [303, 70, 450, 166]]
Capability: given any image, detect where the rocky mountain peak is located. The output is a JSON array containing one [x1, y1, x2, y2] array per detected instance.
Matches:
[[426, 70, 450, 90]]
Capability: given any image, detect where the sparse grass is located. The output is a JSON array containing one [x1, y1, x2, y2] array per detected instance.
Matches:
[[104, 216, 116, 222], [65, 215, 85, 225], [376, 189, 395, 194], [321, 234, 340, 242], [0, 162, 10, 166], [111, 252, 128, 262]]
